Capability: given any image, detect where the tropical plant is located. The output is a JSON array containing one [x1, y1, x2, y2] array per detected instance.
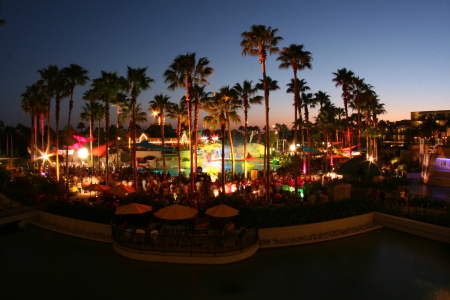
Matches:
[[121, 66, 154, 190], [241, 24, 282, 201], [301, 92, 318, 173], [62, 64, 89, 181], [233, 80, 262, 178], [149, 94, 173, 178], [287, 78, 310, 145], [81, 89, 103, 166], [332, 68, 355, 148], [182, 84, 212, 173], [91, 71, 122, 186], [21, 81, 48, 171], [163, 52, 213, 194], [166, 101, 188, 174], [203, 87, 242, 191], [277, 43, 312, 148]]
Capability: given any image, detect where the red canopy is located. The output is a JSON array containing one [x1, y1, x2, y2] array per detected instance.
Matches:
[[92, 141, 115, 157], [245, 153, 262, 161]]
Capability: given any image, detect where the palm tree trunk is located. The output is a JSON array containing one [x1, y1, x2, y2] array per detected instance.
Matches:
[[131, 98, 138, 190], [55, 96, 61, 182], [65, 91, 74, 184], [185, 81, 194, 196], [161, 114, 166, 178], [105, 103, 110, 186], [46, 100, 52, 175], [261, 61, 271, 203], [90, 116, 94, 169], [177, 119, 181, 176], [227, 118, 235, 178], [221, 125, 226, 194], [193, 102, 200, 177], [243, 104, 248, 179]]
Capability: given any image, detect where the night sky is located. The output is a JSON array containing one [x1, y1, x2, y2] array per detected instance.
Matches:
[[1, 0, 449, 129]]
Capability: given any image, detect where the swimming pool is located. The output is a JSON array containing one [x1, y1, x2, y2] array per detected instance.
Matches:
[[1, 224, 449, 299]]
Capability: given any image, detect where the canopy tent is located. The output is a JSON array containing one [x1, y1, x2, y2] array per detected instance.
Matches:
[[154, 204, 198, 220], [115, 203, 152, 215], [69, 135, 97, 150], [83, 183, 109, 192], [245, 153, 262, 161], [107, 184, 136, 195], [205, 204, 239, 218], [299, 146, 322, 153], [336, 155, 381, 177], [136, 140, 179, 151], [92, 141, 115, 157]]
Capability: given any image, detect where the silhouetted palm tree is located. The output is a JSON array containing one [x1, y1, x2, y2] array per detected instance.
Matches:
[[332, 68, 355, 147], [167, 102, 187, 175], [91, 71, 121, 186], [163, 53, 213, 193], [121, 66, 154, 189], [62, 64, 89, 181], [241, 24, 282, 201], [233, 80, 262, 178], [149, 94, 173, 179]]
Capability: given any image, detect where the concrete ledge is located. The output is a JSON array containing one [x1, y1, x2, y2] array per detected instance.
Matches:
[[260, 213, 374, 240], [0, 210, 39, 226], [373, 212, 450, 243], [113, 242, 259, 264], [31, 211, 112, 243]]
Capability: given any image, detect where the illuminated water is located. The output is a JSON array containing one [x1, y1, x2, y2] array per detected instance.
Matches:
[[1, 225, 449, 299]]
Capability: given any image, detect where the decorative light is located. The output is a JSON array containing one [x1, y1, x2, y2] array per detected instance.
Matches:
[[78, 148, 89, 159]]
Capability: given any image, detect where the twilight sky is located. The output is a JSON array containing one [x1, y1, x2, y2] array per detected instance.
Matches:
[[1, 0, 449, 130]]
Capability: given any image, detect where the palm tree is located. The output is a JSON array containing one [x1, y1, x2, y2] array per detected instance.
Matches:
[[367, 95, 385, 160], [121, 66, 154, 190], [316, 102, 337, 173], [82, 88, 101, 167], [62, 64, 89, 181], [349, 77, 372, 154], [163, 52, 214, 194], [233, 80, 262, 178], [203, 88, 242, 192], [241, 24, 282, 201], [166, 101, 188, 175], [332, 68, 355, 148], [80, 101, 104, 168], [21, 81, 48, 171], [91, 71, 121, 186], [277, 44, 312, 148], [38, 66, 57, 174], [301, 92, 318, 173], [38, 65, 69, 181], [149, 94, 173, 179], [256, 76, 280, 174], [287, 78, 310, 145], [183, 84, 212, 173], [76, 122, 86, 134], [118, 103, 147, 126]]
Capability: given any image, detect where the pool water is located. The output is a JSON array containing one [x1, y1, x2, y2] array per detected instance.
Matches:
[[1, 224, 449, 300]]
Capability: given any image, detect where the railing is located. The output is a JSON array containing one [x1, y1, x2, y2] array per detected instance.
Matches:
[[111, 225, 259, 256], [0, 198, 46, 218]]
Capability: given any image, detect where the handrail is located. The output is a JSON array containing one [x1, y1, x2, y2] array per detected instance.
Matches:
[[111, 225, 259, 256]]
